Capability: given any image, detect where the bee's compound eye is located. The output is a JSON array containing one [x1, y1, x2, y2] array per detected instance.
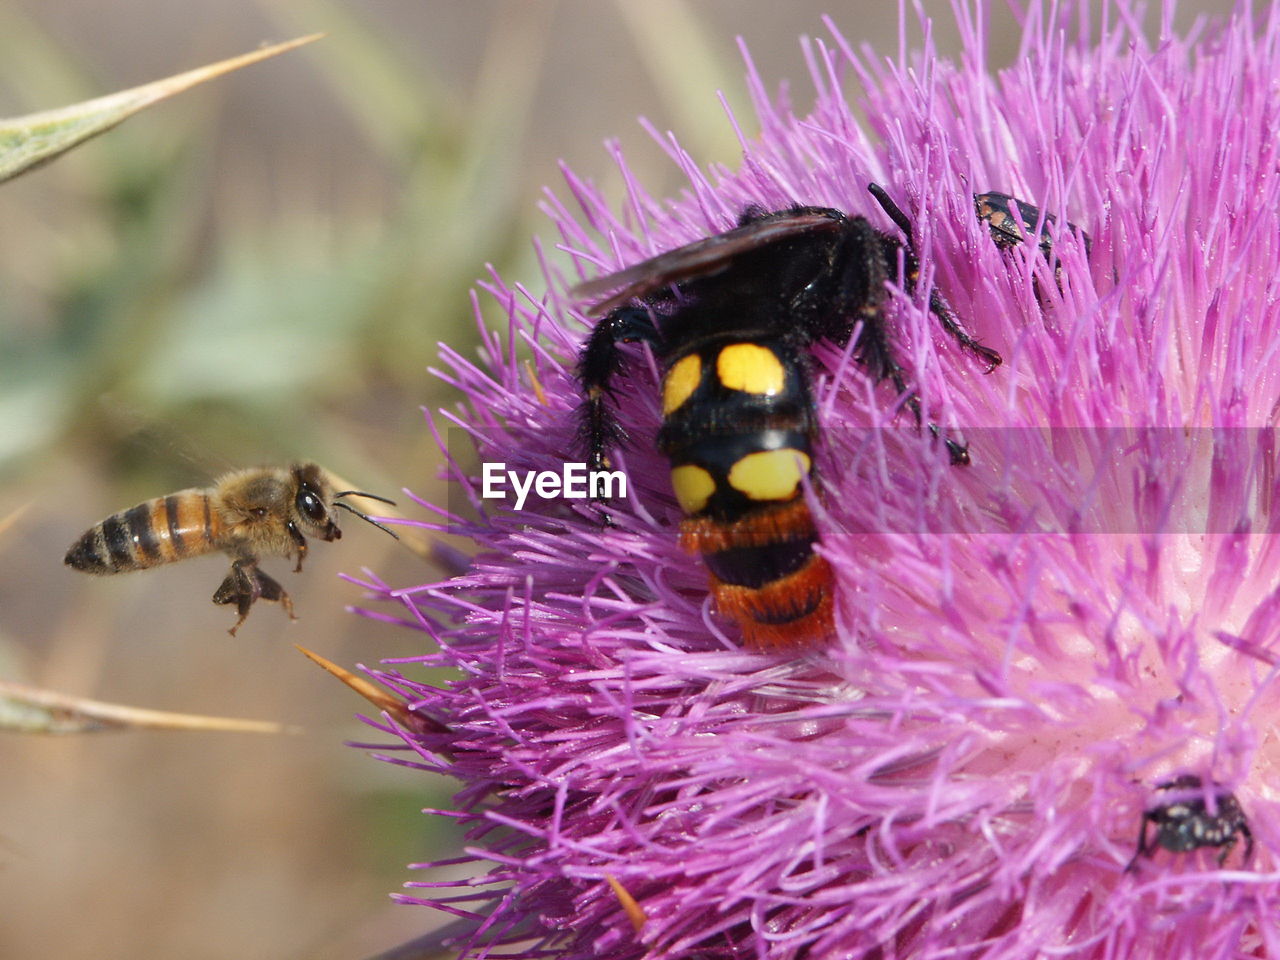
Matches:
[[296, 488, 327, 523]]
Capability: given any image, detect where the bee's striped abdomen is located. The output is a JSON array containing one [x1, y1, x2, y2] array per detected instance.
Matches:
[[65, 491, 223, 574]]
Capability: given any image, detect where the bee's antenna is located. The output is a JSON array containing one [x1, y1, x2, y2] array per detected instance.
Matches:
[[334, 501, 400, 540], [334, 489, 396, 506]]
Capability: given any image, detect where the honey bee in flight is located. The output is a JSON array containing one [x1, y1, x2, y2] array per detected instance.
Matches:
[[65, 462, 398, 635]]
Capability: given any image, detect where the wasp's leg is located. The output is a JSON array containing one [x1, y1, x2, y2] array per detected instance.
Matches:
[[868, 183, 1002, 370], [924, 287, 1002, 370], [872, 293, 976, 465], [798, 215, 971, 465], [855, 295, 973, 466], [213, 558, 295, 636], [576, 305, 660, 476], [789, 215, 903, 381]]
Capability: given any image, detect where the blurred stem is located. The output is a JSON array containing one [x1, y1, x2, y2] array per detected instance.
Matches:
[[267, 0, 551, 386], [379, 1, 552, 376], [611, 0, 744, 163]]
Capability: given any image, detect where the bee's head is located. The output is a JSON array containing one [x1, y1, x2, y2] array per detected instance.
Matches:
[[291, 463, 342, 541], [291, 462, 399, 543]]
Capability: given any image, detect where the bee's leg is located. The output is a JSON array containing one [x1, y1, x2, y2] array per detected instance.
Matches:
[[213, 558, 296, 635], [252, 567, 295, 621], [576, 305, 659, 508], [286, 521, 307, 573], [213, 559, 261, 636]]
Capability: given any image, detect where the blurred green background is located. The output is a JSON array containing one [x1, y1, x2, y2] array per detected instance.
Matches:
[[0, 2, 1233, 958]]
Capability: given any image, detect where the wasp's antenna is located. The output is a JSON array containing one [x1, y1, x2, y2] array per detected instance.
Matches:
[[334, 500, 400, 539], [867, 182, 914, 242], [334, 489, 396, 505]]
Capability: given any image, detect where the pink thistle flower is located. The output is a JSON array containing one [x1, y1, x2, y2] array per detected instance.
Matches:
[[352, 2, 1280, 957]]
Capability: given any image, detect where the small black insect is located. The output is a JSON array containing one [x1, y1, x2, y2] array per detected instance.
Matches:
[[975, 191, 1093, 261], [1127, 774, 1253, 870], [570, 184, 1002, 647]]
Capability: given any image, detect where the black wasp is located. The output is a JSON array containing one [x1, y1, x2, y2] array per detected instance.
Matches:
[[1127, 774, 1254, 869], [571, 183, 1077, 648]]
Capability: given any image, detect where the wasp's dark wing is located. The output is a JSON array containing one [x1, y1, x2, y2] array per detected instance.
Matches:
[[572, 209, 846, 317]]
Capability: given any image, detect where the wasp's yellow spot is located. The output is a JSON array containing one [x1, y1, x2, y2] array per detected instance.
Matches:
[[662, 354, 702, 416], [670, 464, 716, 515], [716, 343, 786, 396], [727, 449, 811, 501]]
